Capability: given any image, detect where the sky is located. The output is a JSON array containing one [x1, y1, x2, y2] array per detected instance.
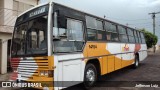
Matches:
[[40, 0, 160, 44]]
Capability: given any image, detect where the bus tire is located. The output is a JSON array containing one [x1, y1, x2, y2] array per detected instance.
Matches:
[[83, 63, 97, 89], [133, 55, 139, 68]]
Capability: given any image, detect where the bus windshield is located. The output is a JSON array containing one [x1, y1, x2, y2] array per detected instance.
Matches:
[[12, 15, 48, 56]]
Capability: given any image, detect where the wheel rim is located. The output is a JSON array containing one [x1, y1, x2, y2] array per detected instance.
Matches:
[[86, 68, 95, 83]]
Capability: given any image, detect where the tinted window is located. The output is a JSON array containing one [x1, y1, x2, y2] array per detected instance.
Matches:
[[135, 37, 139, 43], [118, 26, 127, 34], [127, 28, 134, 36], [86, 16, 97, 29], [105, 22, 117, 32], [97, 31, 106, 40], [86, 16, 103, 30], [53, 18, 84, 53], [141, 39, 146, 44], [87, 29, 97, 41], [140, 32, 145, 38], [127, 28, 135, 43], [97, 20, 103, 30], [118, 26, 128, 43], [140, 32, 146, 44], [119, 35, 128, 43], [137, 32, 141, 43], [67, 19, 84, 40], [134, 31, 139, 43], [107, 32, 119, 41], [134, 30, 138, 37], [105, 22, 119, 41], [128, 36, 135, 43], [86, 16, 105, 41]]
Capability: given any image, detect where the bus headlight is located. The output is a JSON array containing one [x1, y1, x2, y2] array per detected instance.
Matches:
[[39, 70, 53, 77], [40, 71, 45, 76]]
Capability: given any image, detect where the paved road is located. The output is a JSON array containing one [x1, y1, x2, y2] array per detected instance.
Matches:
[[0, 51, 160, 90], [65, 51, 160, 90]]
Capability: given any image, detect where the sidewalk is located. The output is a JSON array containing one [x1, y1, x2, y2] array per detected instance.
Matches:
[[0, 72, 12, 90], [0, 72, 11, 81], [148, 49, 160, 55]]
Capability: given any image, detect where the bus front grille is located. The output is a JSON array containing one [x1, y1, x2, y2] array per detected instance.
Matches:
[[11, 57, 49, 80]]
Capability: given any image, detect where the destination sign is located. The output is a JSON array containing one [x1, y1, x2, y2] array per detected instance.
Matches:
[[16, 5, 49, 25], [29, 6, 46, 17]]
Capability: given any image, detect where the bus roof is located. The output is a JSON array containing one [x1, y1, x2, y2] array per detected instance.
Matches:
[[52, 2, 141, 31], [18, 1, 141, 32]]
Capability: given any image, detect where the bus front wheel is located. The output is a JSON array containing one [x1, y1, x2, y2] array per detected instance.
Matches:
[[83, 63, 97, 89]]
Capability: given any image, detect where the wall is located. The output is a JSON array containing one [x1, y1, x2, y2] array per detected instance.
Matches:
[[0, 0, 4, 8], [1, 0, 38, 33], [0, 0, 4, 26], [4, 0, 38, 9], [0, 39, 2, 73], [15, 0, 38, 6], [0, 0, 38, 74]]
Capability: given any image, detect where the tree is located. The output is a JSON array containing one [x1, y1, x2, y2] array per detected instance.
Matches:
[[140, 29, 158, 49]]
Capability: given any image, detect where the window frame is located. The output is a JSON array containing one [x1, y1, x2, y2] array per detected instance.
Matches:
[[127, 28, 135, 43], [118, 25, 129, 43], [137, 31, 142, 43], [105, 21, 117, 33], [134, 30, 139, 43], [86, 15, 106, 41], [96, 19, 104, 31], [139, 32, 146, 44], [105, 21, 119, 42], [67, 18, 85, 41]]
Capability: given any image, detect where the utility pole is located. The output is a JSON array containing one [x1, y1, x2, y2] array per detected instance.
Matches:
[[149, 11, 160, 53]]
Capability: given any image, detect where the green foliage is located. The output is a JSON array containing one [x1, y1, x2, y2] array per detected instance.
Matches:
[[140, 29, 158, 49]]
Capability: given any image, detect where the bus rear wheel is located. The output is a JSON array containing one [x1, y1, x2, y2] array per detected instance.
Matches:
[[133, 55, 139, 68], [83, 63, 97, 89]]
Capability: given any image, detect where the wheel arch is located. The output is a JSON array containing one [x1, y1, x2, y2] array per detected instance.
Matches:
[[86, 58, 101, 77]]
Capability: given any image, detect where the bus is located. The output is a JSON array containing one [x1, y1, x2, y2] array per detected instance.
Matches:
[[10, 2, 148, 90]]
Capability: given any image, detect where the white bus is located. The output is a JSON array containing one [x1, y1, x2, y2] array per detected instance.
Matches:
[[10, 2, 148, 90]]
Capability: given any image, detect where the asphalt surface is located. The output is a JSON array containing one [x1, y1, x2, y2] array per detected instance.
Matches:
[[0, 50, 160, 90], [65, 50, 160, 90]]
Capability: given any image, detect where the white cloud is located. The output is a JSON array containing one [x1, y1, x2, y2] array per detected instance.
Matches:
[[40, 0, 160, 44], [150, 0, 160, 7], [134, 0, 160, 7]]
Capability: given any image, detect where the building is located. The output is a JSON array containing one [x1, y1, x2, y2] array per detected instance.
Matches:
[[0, 0, 39, 74]]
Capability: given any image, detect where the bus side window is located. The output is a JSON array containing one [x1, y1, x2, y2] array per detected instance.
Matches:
[[134, 30, 139, 43], [127, 28, 135, 43], [87, 29, 97, 41], [140, 32, 146, 44], [96, 20, 106, 40], [86, 16, 106, 41], [105, 21, 119, 41], [86, 16, 97, 29], [67, 18, 84, 41], [118, 26, 128, 43], [86, 16, 97, 41], [137, 31, 142, 43]]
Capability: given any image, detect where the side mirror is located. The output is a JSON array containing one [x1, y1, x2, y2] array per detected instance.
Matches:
[[55, 10, 67, 29], [58, 15, 67, 29]]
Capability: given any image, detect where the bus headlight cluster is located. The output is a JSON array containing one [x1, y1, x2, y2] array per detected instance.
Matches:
[[39, 70, 53, 77]]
